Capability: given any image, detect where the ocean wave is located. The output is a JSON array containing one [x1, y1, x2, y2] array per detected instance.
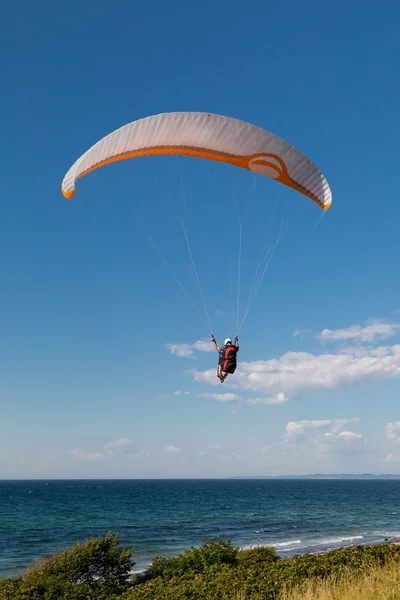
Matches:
[[130, 567, 148, 575], [240, 543, 271, 551], [240, 539, 302, 551], [242, 535, 367, 553], [274, 535, 366, 553], [317, 535, 364, 545], [273, 540, 302, 548]]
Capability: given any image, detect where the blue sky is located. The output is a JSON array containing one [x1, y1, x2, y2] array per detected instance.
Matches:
[[2, 0, 400, 478]]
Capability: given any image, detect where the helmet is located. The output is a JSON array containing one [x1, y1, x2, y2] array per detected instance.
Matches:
[[224, 338, 232, 345]]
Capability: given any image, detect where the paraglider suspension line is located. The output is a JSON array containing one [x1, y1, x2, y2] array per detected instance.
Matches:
[[179, 218, 213, 334], [147, 235, 209, 331], [236, 223, 242, 336]]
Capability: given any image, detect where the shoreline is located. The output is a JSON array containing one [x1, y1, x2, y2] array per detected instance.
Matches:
[[128, 536, 400, 577]]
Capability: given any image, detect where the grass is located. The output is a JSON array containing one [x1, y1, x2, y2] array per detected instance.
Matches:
[[235, 560, 400, 600]]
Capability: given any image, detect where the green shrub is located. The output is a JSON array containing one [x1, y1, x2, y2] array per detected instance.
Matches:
[[0, 532, 134, 600], [237, 546, 279, 567], [0, 577, 23, 600], [173, 538, 238, 572], [136, 538, 238, 583]]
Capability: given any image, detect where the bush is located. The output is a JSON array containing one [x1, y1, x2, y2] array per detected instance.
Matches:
[[237, 546, 279, 568], [0, 577, 23, 600], [0, 532, 134, 600], [136, 538, 238, 583]]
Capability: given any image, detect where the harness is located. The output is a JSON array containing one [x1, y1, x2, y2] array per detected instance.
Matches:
[[219, 345, 237, 371]]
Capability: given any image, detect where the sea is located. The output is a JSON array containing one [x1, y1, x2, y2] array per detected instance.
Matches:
[[1, 479, 400, 579]]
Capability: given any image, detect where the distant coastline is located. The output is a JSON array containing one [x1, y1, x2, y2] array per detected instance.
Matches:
[[229, 473, 400, 479]]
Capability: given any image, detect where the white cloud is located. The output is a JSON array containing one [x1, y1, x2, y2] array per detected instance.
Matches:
[[166, 344, 195, 358], [247, 393, 286, 405], [69, 448, 105, 461], [282, 419, 366, 459], [104, 438, 135, 457], [330, 419, 361, 433], [191, 344, 400, 400], [197, 393, 241, 403], [209, 443, 222, 451], [192, 340, 215, 353], [88, 452, 105, 460], [69, 439, 135, 462], [196, 390, 286, 407], [104, 438, 132, 450], [293, 328, 313, 338], [196, 443, 223, 456], [285, 420, 334, 441], [165, 445, 182, 453], [317, 432, 367, 456], [387, 422, 400, 444], [386, 453, 400, 462], [284, 419, 360, 442], [190, 368, 224, 386], [317, 320, 400, 344], [166, 339, 214, 358], [337, 431, 364, 441], [172, 391, 190, 396]]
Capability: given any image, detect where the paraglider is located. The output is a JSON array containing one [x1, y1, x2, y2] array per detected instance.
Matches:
[[211, 335, 239, 383], [62, 112, 332, 210], [61, 111, 332, 381]]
